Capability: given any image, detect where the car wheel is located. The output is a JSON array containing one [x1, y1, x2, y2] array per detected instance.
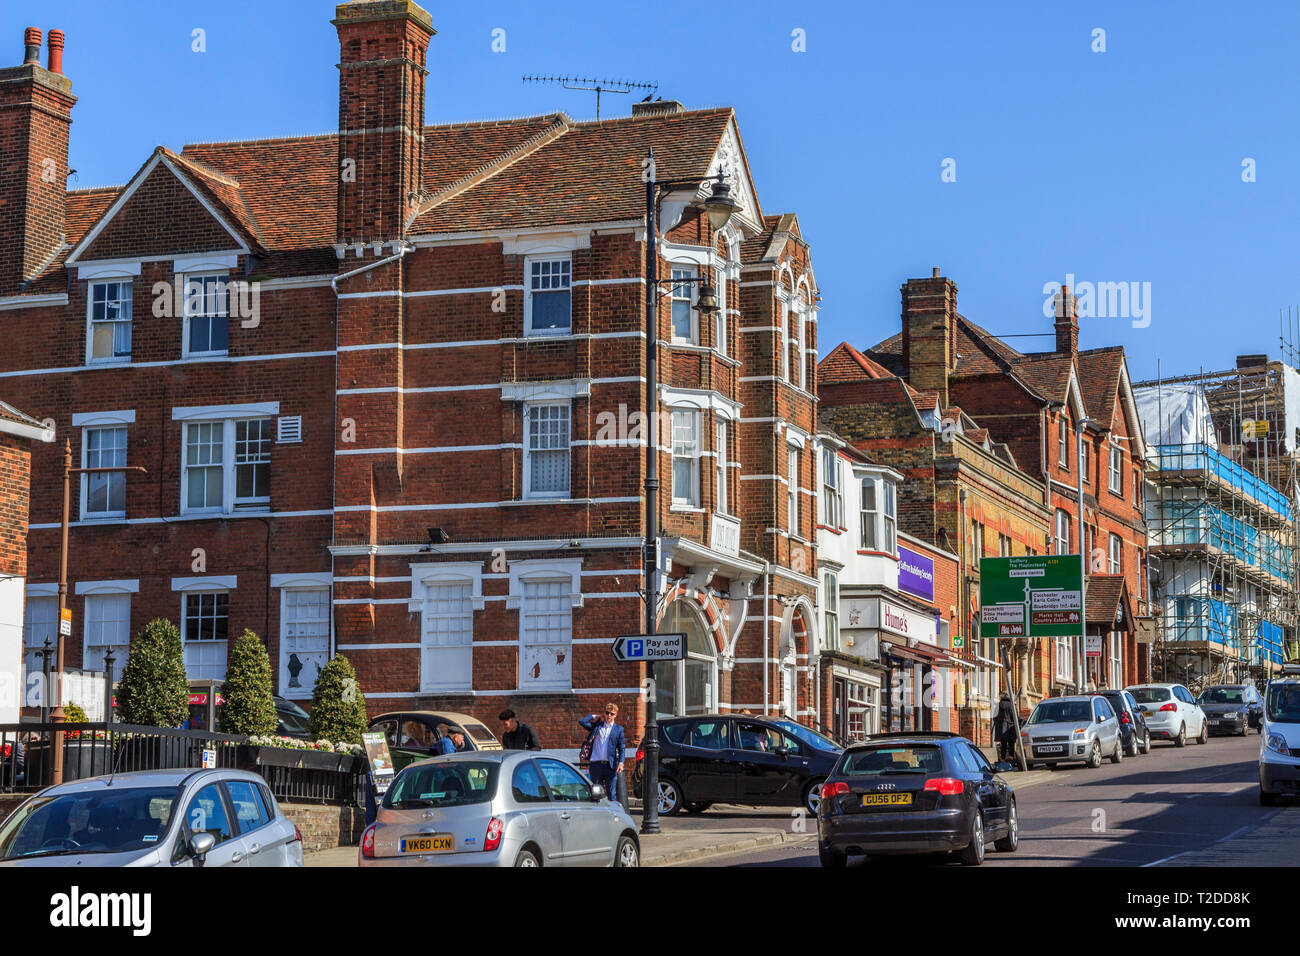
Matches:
[[1125, 732, 1138, 758], [1197, 721, 1208, 745], [1141, 730, 1151, 755], [683, 801, 712, 815], [958, 812, 985, 866], [1260, 789, 1278, 806], [1110, 739, 1123, 764], [818, 841, 847, 868], [1174, 723, 1187, 748], [657, 778, 683, 816], [804, 779, 826, 815], [994, 801, 1019, 852], [514, 848, 540, 868], [614, 835, 639, 867], [1087, 741, 1102, 769]]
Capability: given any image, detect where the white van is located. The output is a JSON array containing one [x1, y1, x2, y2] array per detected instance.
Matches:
[[1259, 664, 1300, 805]]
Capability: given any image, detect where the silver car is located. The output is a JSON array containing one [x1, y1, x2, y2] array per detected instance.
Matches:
[[0, 768, 303, 867], [1020, 695, 1123, 769], [359, 751, 640, 867], [1126, 682, 1208, 747]]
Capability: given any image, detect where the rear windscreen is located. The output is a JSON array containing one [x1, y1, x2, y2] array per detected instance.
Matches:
[[1129, 687, 1173, 704], [384, 761, 498, 809], [839, 746, 943, 776], [460, 722, 496, 742]]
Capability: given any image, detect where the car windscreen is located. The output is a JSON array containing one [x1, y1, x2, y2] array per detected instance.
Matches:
[[838, 745, 944, 776], [1266, 684, 1300, 724], [1028, 701, 1092, 723], [1129, 687, 1172, 704], [773, 719, 840, 752], [1202, 687, 1244, 704], [0, 786, 181, 860], [276, 707, 311, 736], [383, 760, 499, 808]]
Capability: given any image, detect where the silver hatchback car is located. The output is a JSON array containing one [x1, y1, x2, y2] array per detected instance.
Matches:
[[0, 768, 303, 867], [359, 751, 640, 867], [1020, 695, 1123, 769]]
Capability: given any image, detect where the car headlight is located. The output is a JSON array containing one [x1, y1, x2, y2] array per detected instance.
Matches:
[[1265, 733, 1290, 756], [1072, 728, 1088, 736]]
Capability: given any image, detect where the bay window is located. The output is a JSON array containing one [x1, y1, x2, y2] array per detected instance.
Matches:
[[860, 477, 877, 549], [822, 447, 841, 527]]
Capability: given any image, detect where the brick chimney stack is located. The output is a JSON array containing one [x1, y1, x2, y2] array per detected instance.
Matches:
[[900, 268, 958, 407], [0, 27, 76, 293], [1054, 283, 1079, 357], [334, 0, 435, 244]]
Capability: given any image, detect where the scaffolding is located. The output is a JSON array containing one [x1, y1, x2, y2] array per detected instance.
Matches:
[[1134, 360, 1300, 691]]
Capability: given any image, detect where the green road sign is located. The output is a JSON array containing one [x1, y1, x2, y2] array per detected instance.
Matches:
[[979, 555, 1083, 638]]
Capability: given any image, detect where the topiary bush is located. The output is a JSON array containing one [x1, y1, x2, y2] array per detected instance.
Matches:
[[63, 703, 88, 723], [307, 654, 367, 744], [116, 618, 189, 728], [220, 629, 277, 736]]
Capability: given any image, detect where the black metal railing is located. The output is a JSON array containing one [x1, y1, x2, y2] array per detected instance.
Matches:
[[0, 723, 363, 807]]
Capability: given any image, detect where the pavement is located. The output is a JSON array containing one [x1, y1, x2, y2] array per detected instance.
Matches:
[[306, 765, 1061, 868]]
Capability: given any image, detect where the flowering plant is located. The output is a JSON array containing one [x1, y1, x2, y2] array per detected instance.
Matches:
[[246, 734, 362, 755]]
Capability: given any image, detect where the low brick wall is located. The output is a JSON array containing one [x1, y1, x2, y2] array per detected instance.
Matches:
[[279, 802, 364, 851]]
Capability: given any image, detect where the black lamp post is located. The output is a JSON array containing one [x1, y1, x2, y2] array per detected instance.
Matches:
[[640, 148, 738, 834]]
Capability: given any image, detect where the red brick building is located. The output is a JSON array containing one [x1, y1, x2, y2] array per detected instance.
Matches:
[[856, 273, 1151, 696], [0, 3, 821, 748]]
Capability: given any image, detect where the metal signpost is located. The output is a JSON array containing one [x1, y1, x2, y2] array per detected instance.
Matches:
[[980, 555, 1085, 772]]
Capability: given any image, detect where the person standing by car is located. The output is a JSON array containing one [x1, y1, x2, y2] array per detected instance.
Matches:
[[436, 724, 459, 755], [994, 693, 1017, 762], [499, 709, 541, 750], [580, 704, 626, 803]]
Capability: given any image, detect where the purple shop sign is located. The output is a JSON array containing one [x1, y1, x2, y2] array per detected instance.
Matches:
[[898, 545, 935, 602]]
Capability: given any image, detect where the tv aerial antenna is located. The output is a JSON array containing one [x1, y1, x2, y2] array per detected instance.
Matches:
[[522, 75, 659, 120]]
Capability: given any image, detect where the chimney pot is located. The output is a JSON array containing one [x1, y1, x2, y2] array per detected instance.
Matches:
[[47, 29, 64, 75], [932, 267, 941, 278], [23, 27, 40, 65]]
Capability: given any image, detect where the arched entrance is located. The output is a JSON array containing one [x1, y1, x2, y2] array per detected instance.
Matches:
[[655, 599, 718, 717]]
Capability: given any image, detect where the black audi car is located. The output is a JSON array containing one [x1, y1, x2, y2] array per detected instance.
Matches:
[[816, 732, 1018, 867], [631, 714, 841, 815]]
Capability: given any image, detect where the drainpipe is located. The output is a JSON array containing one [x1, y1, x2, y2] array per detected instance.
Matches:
[[958, 487, 968, 732], [763, 561, 771, 715]]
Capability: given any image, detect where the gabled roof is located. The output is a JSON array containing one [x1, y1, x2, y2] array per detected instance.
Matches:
[[1086, 574, 1133, 626]]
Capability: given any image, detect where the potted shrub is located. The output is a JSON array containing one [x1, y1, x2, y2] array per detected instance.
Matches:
[[220, 630, 277, 736], [113, 619, 190, 772]]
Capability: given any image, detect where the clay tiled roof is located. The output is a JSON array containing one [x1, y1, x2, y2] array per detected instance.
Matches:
[[819, 342, 896, 385], [1005, 353, 1074, 405], [66, 188, 120, 245], [1078, 347, 1126, 424], [741, 214, 782, 262], [1086, 574, 1131, 625], [162, 148, 265, 251]]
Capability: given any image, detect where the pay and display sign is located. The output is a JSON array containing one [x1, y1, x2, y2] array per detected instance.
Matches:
[[612, 633, 685, 662], [979, 555, 1083, 638]]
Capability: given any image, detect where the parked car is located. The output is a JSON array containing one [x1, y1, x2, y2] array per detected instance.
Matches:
[[0, 768, 303, 867], [367, 711, 502, 772], [1197, 684, 1264, 736], [1127, 683, 1208, 747], [630, 714, 841, 815], [274, 697, 313, 739], [1095, 690, 1151, 756], [771, 717, 843, 754], [816, 732, 1017, 867], [359, 751, 639, 867], [1259, 665, 1300, 805], [1020, 695, 1123, 768]]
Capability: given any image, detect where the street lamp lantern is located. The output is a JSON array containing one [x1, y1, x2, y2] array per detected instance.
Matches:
[[693, 280, 720, 318], [701, 176, 740, 231]]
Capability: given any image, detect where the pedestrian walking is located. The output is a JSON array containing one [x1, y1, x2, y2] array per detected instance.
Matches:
[[499, 709, 541, 750], [579, 703, 626, 803], [993, 692, 1017, 763]]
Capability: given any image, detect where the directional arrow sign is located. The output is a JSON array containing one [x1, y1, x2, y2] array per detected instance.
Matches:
[[612, 633, 686, 662]]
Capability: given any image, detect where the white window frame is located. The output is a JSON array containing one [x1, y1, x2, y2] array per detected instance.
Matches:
[[181, 272, 231, 358], [273, 577, 332, 701], [823, 571, 839, 652], [797, 310, 807, 391], [1109, 533, 1122, 574], [1108, 630, 1123, 687], [669, 264, 698, 344], [1109, 439, 1123, 494], [671, 408, 701, 507], [883, 480, 897, 554], [1055, 634, 1074, 681], [523, 402, 571, 500], [523, 254, 572, 336], [507, 558, 582, 692], [80, 424, 128, 521], [713, 264, 727, 357], [822, 448, 841, 527], [23, 592, 58, 682], [1058, 417, 1069, 468], [410, 567, 478, 694], [779, 299, 790, 382], [860, 477, 878, 550], [180, 416, 272, 515], [788, 445, 799, 536], [179, 590, 230, 681], [83, 591, 132, 674], [1054, 510, 1071, 555], [715, 420, 729, 515], [1081, 440, 1089, 483], [86, 279, 133, 365]]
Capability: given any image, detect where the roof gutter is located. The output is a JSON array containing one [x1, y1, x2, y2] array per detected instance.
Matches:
[[330, 242, 414, 294]]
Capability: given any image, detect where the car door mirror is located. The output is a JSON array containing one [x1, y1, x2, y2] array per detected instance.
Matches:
[[992, 761, 1014, 774], [774, 746, 790, 758], [590, 784, 606, 802], [190, 831, 216, 861]]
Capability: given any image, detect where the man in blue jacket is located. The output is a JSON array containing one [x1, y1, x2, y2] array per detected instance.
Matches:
[[579, 703, 626, 804]]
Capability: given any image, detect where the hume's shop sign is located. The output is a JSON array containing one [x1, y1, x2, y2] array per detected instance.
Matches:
[[842, 596, 938, 645]]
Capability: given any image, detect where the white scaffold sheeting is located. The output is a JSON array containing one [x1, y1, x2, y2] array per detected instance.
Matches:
[[1134, 382, 1218, 453], [1282, 365, 1300, 454]]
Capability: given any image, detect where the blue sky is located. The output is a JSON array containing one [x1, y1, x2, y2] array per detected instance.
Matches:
[[14, 0, 1299, 382]]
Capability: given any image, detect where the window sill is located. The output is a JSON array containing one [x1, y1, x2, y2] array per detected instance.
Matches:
[[88, 359, 131, 368], [790, 533, 811, 546], [522, 329, 574, 339], [79, 514, 127, 525], [671, 505, 705, 514], [816, 524, 842, 536], [183, 351, 230, 360]]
